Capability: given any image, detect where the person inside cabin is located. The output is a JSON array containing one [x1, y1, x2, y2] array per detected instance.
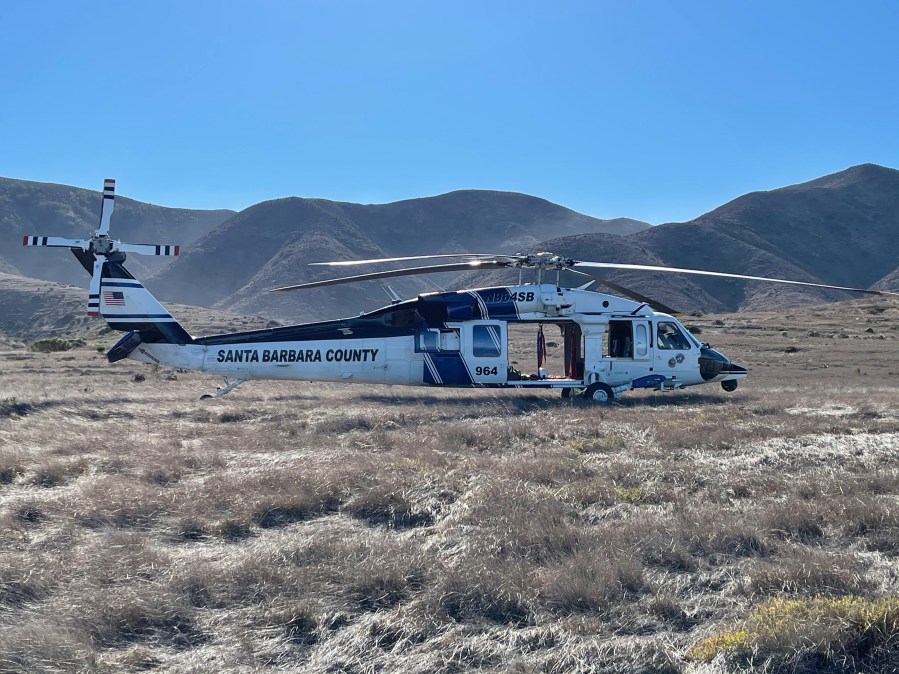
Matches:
[[608, 322, 632, 358], [657, 321, 690, 350]]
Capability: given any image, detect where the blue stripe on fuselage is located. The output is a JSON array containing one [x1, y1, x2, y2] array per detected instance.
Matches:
[[473, 289, 518, 320], [423, 353, 473, 386]]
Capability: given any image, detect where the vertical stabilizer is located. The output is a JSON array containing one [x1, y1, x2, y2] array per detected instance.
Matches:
[[99, 258, 192, 344]]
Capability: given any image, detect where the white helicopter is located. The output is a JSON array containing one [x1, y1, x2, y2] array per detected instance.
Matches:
[[23, 180, 899, 402]]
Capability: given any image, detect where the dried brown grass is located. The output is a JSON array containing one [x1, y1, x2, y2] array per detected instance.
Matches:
[[0, 301, 897, 672]]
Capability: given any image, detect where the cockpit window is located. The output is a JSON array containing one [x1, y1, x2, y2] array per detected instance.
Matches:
[[656, 321, 691, 350]]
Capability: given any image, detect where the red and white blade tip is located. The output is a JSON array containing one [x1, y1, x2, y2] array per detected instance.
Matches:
[[104, 179, 115, 189]]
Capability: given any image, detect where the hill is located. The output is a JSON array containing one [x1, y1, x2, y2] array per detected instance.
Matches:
[[4, 165, 897, 320], [0, 272, 275, 347], [470, 164, 899, 314], [0, 255, 17, 275], [0, 177, 234, 287], [145, 191, 648, 321], [624, 163, 899, 311]]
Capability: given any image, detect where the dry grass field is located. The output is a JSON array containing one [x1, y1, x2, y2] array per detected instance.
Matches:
[[1, 297, 898, 673]]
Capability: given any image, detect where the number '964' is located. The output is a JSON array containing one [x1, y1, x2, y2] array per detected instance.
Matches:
[[475, 366, 498, 376]]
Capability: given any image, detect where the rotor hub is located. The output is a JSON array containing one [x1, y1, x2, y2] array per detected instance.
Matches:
[[513, 252, 576, 270], [90, 234, 115, 256]]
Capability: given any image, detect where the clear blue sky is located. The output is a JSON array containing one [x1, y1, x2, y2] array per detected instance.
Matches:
[[1, 1, 897, 224]]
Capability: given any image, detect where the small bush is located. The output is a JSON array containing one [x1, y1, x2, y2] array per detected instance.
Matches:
[[683, 510, 773, 558], [688, 596, 899, 672], [439, 563, 535, 626], [265, 603, 319, 645], [31, 337, 85, 352], [31, 459, 88, 488], [541, 551, 645, 615], [78, 586, 203, 649], [0, 451, 25, 484], [343, 487, 434, 528], [743, 549, 872, 597], [0, 397, 33, 418]]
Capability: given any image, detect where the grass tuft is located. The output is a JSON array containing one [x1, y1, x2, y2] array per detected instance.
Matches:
[[688, 595, 899, 672]]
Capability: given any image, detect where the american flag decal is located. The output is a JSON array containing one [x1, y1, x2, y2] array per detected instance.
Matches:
[[102, 291, 126, 306]]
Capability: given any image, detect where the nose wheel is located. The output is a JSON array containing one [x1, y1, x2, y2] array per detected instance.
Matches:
[[721, 380, 738, 392]]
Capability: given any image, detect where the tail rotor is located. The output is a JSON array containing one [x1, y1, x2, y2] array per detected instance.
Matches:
[[22, 179, 182, 317]]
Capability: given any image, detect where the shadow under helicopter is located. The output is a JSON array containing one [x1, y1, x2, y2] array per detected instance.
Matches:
[[357, 390, 738, 412]]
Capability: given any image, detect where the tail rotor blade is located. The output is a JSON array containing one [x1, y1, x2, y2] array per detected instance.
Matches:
[[97, 179, 115, 235], [87, 260, 103, 317], [115, 243, 180, 256], [23, 236, 89, 249]]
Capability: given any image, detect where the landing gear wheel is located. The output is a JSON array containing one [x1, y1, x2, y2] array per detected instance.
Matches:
[[583, 382, 615, 404], [200, 394, 213, 400], [561, 388, 572, 399], [721, 380, 738, 392]]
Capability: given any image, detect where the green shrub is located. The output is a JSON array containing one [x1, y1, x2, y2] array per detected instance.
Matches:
[[31, 337, 85, 353], [688, 596, 899, 671]]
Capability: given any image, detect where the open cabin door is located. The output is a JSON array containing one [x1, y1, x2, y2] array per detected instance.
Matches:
[[457, 320, 507, 384], [594, 318, 652, 383]]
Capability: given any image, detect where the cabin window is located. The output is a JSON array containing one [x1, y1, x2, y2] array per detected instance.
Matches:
[[634, 323, 648, 357], [656, 321, 691, 350], [419, 329, 440, 352], [419, 328, 460, 352], [472, 325, 502, 357], [605, 321, 633, 358]]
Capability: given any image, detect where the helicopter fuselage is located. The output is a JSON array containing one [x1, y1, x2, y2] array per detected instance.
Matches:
[[124, 283, 747, 399]]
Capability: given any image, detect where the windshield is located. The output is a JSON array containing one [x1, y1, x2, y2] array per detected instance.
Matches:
[[656, 321, 693, 350]]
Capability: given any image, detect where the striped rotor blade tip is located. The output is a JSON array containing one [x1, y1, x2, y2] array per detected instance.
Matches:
[[88, 260, 102, 302], [155, 244, 179, 256]]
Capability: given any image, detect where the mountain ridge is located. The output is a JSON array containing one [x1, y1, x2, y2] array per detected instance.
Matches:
[[2, 165, 896, 321], [144, 189, 649, 320], [0, 176, 234, 287]]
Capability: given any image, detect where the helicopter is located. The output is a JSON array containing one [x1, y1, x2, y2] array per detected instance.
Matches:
[[22, 180, 899, 402]]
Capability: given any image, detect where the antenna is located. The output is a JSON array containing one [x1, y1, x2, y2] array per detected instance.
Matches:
[[382, 284, 403, 303]]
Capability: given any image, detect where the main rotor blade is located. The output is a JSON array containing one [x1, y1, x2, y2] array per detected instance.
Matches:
[[569, 269, 681, 314], [97, 179, 115, 235], [310, 253, 505, 266], [271, 260, 510, 292], [573, 262, 899, 298]]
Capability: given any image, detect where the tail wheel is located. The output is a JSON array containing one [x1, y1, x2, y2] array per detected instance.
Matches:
[[583, 382, 615, 404]]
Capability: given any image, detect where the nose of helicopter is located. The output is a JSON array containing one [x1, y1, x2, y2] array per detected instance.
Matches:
[[699, 345, 748, 391]]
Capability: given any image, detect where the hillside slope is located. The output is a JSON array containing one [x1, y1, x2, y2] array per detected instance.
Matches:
[[0, 272, 274, 346], [624, 163, 899, 311], [146, 191, 648, 321], [0, 177, 234, 286], [488, 164, 899, 314]]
